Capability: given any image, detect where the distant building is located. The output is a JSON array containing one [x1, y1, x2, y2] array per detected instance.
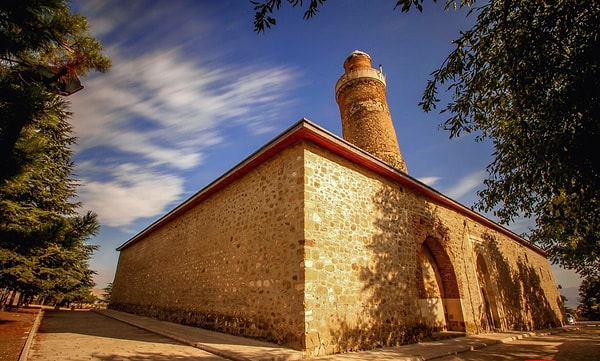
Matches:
[[110, 51, 564, 357]]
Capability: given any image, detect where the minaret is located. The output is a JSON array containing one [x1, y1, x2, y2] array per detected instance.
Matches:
[[335, 50, 407, 173]]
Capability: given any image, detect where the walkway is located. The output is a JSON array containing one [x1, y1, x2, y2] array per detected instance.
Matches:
[[24, 309, 570, 361]]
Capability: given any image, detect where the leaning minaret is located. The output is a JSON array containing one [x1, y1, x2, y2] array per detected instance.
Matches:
[[335, 50, 407, 173]]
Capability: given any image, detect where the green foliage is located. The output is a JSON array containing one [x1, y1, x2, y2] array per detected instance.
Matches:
[[251, 0, 600, 278], [578, 276, 600, 320], [0, 0, 109, 304], [102, 282, 113, 303], [31, 212, 99, 303], [252, 0, 327, 33], [419, 1, 600, 277], [1, 0, 111, 181], [251, 0, 476, 32], [392, 0, 475, 13]]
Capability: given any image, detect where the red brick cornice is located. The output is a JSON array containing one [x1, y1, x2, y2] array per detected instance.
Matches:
[[118, 118, 546, 257]]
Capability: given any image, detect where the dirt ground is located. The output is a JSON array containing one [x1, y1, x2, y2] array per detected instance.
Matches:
[[0, 307, 39, 361]]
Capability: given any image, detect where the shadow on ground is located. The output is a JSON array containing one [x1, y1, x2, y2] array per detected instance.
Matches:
[[38, 310, 184, 345]]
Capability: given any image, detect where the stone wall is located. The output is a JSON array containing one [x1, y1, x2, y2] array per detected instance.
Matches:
[[111, 132, 564, 357], [466, 222, 565, 331], [111, 144, 307, 349], [303, 143, 430, 355], [301, 142, 563, 356], [410, 203, 564, 334]]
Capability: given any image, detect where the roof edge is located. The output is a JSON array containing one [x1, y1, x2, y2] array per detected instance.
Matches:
[[117, 118, 546, 257], [117, 118, 315, 251]]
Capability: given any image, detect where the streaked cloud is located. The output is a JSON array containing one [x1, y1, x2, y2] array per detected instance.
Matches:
[[77, 163, 184, 228], [71, 49, 299, 170], [444, 170, 486, 201], [417, 176, 440, 187], [69, 1, 301, 229], [505, 216, 535, 236]]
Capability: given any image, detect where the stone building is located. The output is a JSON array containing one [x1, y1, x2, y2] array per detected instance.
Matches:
[[110, 51, 565, 357]]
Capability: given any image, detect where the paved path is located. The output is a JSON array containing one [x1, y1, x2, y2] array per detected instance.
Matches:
[[97, 309, 304, 360], [433, 325, 600, 361], [27, 310, 226, 360], [25, 309, 587, 361]]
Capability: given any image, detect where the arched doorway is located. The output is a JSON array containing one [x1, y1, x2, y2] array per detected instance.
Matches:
[[416, 237, 465, 331], [476, 254, 501, 330]]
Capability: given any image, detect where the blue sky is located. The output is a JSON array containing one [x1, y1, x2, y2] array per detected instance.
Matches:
[[67, 0, 581, 299]]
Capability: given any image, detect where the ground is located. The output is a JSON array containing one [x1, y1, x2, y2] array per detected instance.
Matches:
[[0, 307, 39, 361]]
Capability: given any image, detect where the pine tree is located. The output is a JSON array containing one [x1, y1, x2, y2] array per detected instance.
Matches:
[[0, 0, 110, 306]]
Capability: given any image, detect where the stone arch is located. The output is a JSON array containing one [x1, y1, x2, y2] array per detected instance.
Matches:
[[416, 237, 465, 331], [476, 253, 502, 330]]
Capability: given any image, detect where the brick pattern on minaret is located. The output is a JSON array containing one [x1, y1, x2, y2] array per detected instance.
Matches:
[[335, 50, 408, 173]]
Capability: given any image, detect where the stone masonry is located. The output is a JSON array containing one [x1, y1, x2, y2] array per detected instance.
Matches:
[[110, 52, 565, 357], [112, 143, 307, 350], [335, 50, 407, 172], [300, 139, 563, 355]]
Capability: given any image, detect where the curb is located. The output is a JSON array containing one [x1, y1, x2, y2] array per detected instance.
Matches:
[[93, 310, 571, 361], [411, 329, 567, 361], [93, 310, 258, 361], [356, 328, 570, 361], [435, 328, 568, 360], [18, 308, 44, 361]]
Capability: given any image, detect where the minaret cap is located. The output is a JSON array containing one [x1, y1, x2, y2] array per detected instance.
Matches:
[[343, 50, 373, 72], [335, 50, 386, 101], [335, 50, 407, 173]]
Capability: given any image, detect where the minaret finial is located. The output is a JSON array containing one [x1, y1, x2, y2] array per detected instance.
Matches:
[[335, 51, 407, 172]]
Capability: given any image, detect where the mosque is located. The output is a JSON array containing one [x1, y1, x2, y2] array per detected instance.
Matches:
[[110, 51, 565, 357]]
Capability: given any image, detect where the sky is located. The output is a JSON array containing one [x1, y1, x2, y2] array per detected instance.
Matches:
[[67, 0, 581, 303]]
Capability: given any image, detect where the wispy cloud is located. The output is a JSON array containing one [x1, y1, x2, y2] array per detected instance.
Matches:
[[417, 176, 441, 187], [77, 163, 184, 228], [71, 49, 299, 169], [444, 170, 486, 201], [69, 1, 301, 229], [505, 216, 535, 237]]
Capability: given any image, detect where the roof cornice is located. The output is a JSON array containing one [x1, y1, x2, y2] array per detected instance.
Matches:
[[117, 118, 546, 257]]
